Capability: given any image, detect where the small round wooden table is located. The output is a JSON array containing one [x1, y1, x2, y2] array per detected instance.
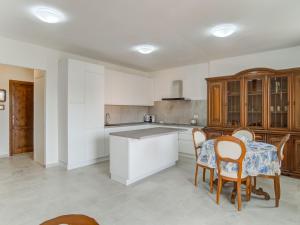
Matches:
[[40, 214, 99, 225]]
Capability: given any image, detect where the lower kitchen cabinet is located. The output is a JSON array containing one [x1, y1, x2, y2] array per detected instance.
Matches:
[[179, 140, 194, 156], [267, 135, 290, 173], [105, 125, 197, 158], [292, 137, 300, 176]]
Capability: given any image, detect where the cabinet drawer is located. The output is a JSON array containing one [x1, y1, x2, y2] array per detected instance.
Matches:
[[255, 133, 266, 142], [179, 140, 194, 155], [179, 132, 193, 141]]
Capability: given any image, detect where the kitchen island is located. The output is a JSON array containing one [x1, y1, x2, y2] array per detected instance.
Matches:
[[109, 127, 185, 185]]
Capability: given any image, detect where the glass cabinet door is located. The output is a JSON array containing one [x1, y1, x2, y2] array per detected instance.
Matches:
[[246, 78, 263, 128], [225, 80, 241, 127], [270, 76, 288, 128]]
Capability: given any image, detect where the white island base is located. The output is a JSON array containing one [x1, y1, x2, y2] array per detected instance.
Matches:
[[109, 128, 181, 185]]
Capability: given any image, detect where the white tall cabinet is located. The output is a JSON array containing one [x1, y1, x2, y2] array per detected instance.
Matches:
[[58, 59, 106, 170]]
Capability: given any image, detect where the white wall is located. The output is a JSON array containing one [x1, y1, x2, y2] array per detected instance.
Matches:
[[0, 35, 148, 166], [0, 64, 34, 157], [209, 46, 300, 76], [152, 63, 208, 101], [152, 46, 300, 100], [34, 69, 46, 165]]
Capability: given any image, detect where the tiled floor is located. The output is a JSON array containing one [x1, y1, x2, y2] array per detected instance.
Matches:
[[0, 154, 299, 225]]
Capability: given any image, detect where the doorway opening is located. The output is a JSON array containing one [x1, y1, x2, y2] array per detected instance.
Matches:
[[0, 63, 45, 164]]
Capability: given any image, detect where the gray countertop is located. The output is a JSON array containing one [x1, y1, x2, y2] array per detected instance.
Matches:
[[109, 127, 186, 139], [105, 122, 203, 128]]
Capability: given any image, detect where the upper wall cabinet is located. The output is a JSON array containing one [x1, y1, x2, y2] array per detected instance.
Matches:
[[105, 69, 153, 106]]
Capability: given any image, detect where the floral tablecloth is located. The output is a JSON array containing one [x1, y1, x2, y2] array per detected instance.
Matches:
[[198, 139, 281, 176]]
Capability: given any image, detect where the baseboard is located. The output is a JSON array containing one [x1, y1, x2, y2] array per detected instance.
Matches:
[[66, 156, 109, 170], [44, 162, 61, 168], [179, 152, 194, 159], [0, 153, 9, 158]]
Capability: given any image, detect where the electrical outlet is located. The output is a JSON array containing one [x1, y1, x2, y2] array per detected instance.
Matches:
[[193, 114, 199, 119]]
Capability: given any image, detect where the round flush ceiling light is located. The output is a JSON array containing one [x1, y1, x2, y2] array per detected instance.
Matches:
[[32, 6, 65, 23], [210, 24, 237, 37], [133, 44, 158, 54]]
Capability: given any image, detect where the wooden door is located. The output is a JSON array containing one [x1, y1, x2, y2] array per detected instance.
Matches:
[[9, 80, 34, 155], [267, 135, 290, 173], [292, 74, 300, 130], [208, 81, 223, 127]]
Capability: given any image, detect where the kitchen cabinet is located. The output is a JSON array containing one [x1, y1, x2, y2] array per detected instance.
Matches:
[[105, 69, 153, 106], [59, 59, 105, 170], [104, 125, 153, 156], [105, 124, 197, 157]]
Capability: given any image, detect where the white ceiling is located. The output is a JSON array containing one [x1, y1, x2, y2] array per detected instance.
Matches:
[[1, 0, 300, 72]]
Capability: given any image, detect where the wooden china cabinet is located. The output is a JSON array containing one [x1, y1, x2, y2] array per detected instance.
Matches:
[[205, 68, 300, 178]]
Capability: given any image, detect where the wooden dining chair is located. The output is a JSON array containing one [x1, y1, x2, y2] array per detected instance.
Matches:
[[253, 134, 290, 207], [214, 136, 251, 211], [40, 214, 99, 225], [232, 127, 255, 141], [192, 128, 214, 193]]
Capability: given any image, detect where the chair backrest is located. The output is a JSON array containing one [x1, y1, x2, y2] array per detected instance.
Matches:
[[277, 134, 290, 162], [192, 128, 207, 160], [41, 214, 99, 225], [232, 127, 255, 142], [214, 136, 246, 179]]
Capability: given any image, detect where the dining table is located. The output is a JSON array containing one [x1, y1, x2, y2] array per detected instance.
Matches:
[[198, 139, 280, 202]]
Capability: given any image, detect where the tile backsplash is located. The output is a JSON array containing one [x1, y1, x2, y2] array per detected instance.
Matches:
[[149, 100, 207, 126], [105, 105, 148, 124], [105, 100, 207, 126]]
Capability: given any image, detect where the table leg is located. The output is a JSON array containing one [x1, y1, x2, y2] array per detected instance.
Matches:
[[251, 177, 270, 200]]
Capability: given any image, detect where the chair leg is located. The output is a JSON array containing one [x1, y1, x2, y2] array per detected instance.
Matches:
[[202, 168, 206, 182], [246, 177, 251, 201], [194, 164, 199, 186], [209, 168, 214, 193], [274, 175, 280, 207], [278, 176, 281, 200], [216, 177, 222, 205], [237, 181, 242, 211]]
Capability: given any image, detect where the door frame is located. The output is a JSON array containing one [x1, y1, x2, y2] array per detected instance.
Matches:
[[9, 80, 34, 156]]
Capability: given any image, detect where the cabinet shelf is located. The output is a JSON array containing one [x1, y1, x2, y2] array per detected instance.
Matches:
[[248, 111, 262, 113], [271, 111, 288, 114], [271, 92, 287, 95]]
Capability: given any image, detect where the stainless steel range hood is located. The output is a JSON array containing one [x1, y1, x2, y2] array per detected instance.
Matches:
[[162, 80, 190, 101]]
